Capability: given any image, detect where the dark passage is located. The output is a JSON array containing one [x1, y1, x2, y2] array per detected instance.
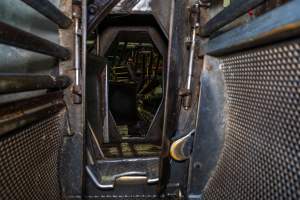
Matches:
[[106, 33, 163, 139]]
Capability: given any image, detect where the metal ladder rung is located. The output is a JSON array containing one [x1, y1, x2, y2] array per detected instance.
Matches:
[[0, 21, 70, 60], [20, 0, 72, 29]]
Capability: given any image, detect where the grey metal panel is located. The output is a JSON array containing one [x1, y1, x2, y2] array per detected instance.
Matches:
[[0, 0, 60, 74], [187, 56, 226, 198], [58, 1, 84, 198], [150, 0, 172, 37], [61, 133, 84, 198]]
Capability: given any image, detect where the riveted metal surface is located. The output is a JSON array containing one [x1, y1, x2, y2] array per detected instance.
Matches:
[[0, 110, 66, 200], [203, 39, 300, 199]]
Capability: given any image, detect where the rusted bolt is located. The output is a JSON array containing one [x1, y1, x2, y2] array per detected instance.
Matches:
[[194, 162, 202, 169]]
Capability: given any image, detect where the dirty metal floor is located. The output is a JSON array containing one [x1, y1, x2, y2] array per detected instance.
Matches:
[[101, 143, 161, 158]]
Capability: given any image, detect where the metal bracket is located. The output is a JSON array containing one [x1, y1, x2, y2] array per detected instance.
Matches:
[[170, 129, 196, 161]]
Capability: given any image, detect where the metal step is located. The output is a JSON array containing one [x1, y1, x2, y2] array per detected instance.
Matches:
[[85, 197, 178, 200], [86, 157, 160, 190]]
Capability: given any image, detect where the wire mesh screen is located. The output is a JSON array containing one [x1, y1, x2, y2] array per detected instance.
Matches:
[[203, 39, 300, 199], [0, 110, 66, 200]]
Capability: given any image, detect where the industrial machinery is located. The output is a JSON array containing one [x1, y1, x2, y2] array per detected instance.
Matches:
[[0, 0, 299, 199]]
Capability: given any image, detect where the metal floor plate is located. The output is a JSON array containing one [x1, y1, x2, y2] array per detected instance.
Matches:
[[87, 157, 160, 189]]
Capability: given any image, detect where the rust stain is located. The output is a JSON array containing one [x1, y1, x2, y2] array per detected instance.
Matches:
[[260, 21, 300, 38]]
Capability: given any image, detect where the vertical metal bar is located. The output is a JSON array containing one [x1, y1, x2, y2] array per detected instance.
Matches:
[[96, 29, 100, 56], [162, 0, 175, 145], [0, 21, 70, 60], [82, 0, 88, 196], [186, 28, 197, 91], [154, 55, 161, 77], [72, 5, 82, 104], [74, 17, 81, 86], [20, 0, 72, 29], [182, 28, 197, 110], [103, 65, 110, 143], [82, 0, 87, 125], [160, 0, 175, 191], [87, 122, 105, 158], [148, 51, 154, 81], [182, 3, 200, 110]]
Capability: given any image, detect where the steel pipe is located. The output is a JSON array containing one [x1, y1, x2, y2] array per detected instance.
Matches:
[[182, 2, 200, 110], [0, 21, 71, 60], [187, 28, 197, 92], [0, 74, 71, 94], [20, 0, 72, 29], [201, 0, 266, 37], [74, 16, 81, 87], [72, 5, 82, 104]]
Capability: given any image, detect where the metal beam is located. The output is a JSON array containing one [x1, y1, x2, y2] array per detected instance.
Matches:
[[20, 0, 72, 29], [201, 0, 266, 37], [204, 1, 300, 56], [0, 74, 71, 94], [0, 92, 65, 136], [88, 0, 120, 34], [0, 21, 71, 60]]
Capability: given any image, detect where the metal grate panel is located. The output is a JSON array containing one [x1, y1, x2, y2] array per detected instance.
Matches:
[[0, 110, 66, 200], [203, 39, 300, 199]]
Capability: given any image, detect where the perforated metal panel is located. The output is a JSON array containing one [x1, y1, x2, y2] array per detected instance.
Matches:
[[0, 110, 66, 200], [203, 39, 300, 199]]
